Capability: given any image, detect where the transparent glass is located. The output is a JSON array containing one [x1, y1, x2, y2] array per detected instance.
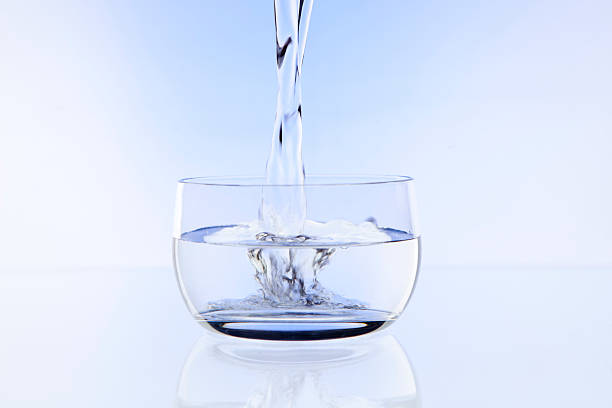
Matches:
[[173, 175, 421, 340]]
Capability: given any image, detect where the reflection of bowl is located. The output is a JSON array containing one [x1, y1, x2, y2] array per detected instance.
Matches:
[[173, 175, 421, 340], [176, 332, 420, 407]]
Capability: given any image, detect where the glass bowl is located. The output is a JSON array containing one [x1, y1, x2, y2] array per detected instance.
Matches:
[[173, 175, 421, 340]]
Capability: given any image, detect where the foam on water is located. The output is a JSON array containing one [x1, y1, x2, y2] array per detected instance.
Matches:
[[203, 219, 393, 246]]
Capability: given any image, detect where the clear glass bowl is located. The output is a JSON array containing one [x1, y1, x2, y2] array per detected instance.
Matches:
[[173, 175, 421, 340]]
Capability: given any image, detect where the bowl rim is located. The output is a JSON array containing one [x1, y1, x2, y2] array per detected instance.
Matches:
[[178, 174, 414, 187]]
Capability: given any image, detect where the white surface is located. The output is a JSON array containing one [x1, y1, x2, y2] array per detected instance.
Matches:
[[1, 267, 610, 407]]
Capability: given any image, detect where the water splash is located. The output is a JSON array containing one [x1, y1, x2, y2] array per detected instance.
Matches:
[[201, 221, 396, 310], [247, 236, 336, 305]]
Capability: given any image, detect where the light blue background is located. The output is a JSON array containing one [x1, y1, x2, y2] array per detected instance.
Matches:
[[1, 0, 610, 270]]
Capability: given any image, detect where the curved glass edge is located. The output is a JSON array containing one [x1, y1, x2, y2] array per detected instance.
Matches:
[[177, 174, 414, 187]]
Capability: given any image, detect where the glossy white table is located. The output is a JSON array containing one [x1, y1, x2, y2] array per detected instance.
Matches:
[[1, 267, 610, 407]]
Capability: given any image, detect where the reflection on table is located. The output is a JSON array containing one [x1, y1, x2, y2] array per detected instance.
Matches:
[[176, 332, 420, 407]]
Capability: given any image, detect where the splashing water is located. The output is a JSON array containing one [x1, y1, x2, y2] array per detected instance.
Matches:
[[247, 243, 337, 306], [208, 1, 393, 310], [247, 0, 336, 307]]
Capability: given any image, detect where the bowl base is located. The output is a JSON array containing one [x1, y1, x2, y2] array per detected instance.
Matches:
[[201, 320, 392, 340]]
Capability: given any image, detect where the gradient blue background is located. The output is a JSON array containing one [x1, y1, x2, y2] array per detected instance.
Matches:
[[1, 0, 610, 270]]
